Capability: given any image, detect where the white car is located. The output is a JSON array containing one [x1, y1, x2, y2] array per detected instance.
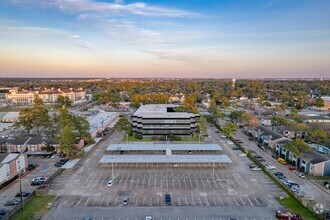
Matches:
[[238, 153, 247, 157], [251, 167, 261, 171], [265, 164, 276, 170], [296, 172, 305, 178], [32, 177, 47, 182], [220, 135, 226, 138], [107, 179, 114, 187], [145, 216, 153, 220], [226, 140, 234, 145]]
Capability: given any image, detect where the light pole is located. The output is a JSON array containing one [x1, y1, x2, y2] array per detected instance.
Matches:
[[199, 133, 201, 146], [212, 159, 215, 180], [111, 157, 114, 179], [126, 133, 128, 145]]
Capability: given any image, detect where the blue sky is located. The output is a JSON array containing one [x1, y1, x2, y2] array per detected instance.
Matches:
[[0, 0, 329, 78]]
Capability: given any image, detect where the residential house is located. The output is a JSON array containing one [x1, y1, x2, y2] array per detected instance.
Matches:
[[0, 153, 28, 185], [257, 126, 289, 149]]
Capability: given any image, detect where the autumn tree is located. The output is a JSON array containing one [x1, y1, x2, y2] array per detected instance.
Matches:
[[315, 98, 325, 109], [58, 125, 77, 157]]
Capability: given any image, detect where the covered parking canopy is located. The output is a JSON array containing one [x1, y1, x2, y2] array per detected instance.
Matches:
[[99, 154, 232, 164], [106, 144, 223, 151]]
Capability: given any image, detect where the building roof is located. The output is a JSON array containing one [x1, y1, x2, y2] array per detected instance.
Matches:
[[86, 111, 119, 135], [0, 136, 30, 145], [0, 153, 19, 164], [99, 154, 232, 164], [133, 104, 198, 118], [258, 126, 283, 140], [303, 150, 330, 164], [107, 144, 222, 151]]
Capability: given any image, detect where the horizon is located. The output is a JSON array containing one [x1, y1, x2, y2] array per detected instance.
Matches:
[[0, 0, 330, 78]]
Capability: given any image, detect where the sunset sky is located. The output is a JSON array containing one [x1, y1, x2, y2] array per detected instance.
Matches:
[[0, 0, 329, 78]]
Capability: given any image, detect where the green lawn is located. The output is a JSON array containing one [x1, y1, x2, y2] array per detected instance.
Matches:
[[275, 196, 316, 220], [126, 136, 152, 142], [180, 136, 203, 142], [10, 195, 56, 220]]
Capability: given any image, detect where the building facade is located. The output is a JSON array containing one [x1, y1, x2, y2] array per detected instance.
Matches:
[[132, 104, 199, 136], [0, 153, 28, 185], [6, 88, 86, 105]]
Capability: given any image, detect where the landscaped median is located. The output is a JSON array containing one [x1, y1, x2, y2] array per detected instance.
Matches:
[[9, 195, 56, 220]]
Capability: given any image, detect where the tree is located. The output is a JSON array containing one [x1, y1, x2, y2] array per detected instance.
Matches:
[[33, 94, 44, 106], [58, 125, 77, 157], [284, 139, 310, 158], [15, 108, 34, 134], [310, 129, 328, 144], [115, 116, 131, 135], [229, 111, 241, 120], [197, 117, 207, 136], [55, 96, 72, 108], [222, 122, 237, 137], [220, 97, 230, 106], [315, 98, 325, 109]]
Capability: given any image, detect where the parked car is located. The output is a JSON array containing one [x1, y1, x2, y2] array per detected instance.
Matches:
[[31, 180, 45, 185], [288, 166, 296, 172], [32, 177, 47, 182], [5, 199, 21, 206], [232, 147, 240, 150], [251, 166, 261, 171], [165, 193, 171, 205], [249, 164, 257, 168], [276, 211, 302, 220], [107, 179, 114, 187], [265, 164, 276, 170], [226, 140, 234, 145], [274, 172, 283, 176], [0, 208, 9, 216], [55, 161, 65, 167], [296, 172, 305, 179], [145, 216, 153, 220], [278, 158, 287, 165], [122, 196, 130, 206], [324, 181, 330, 189], [15, 191, 30, 197], [238, 153, 247, 157], [271, 154, 278, 159]]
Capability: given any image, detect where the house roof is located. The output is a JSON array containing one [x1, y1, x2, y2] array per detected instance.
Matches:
[[303, 150, 330, 164], [0, 153, 19, 164], [258, 126, 283, 140]]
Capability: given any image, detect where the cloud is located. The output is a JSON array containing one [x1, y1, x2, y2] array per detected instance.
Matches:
[[10, 0, 199, 17]]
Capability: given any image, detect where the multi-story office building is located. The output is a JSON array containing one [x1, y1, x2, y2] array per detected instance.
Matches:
[[132, 104, 199, 136]]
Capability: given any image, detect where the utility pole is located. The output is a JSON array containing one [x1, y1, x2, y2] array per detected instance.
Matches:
[[111, 157, 114, 179], [212, 159, 215, 181], [19, 172, 24, 211]]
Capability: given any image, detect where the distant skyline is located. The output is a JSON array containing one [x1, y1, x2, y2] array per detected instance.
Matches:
[[0, 0, 330, 78]]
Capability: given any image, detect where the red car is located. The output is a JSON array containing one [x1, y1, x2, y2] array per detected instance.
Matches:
[[288, 166, 296, 172], [276, 211, 302, 220]]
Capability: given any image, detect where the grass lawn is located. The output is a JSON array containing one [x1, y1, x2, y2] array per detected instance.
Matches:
[[275, 196, 316, 220], [180, 136, 203, 142], [306, 175, 329, 180], [127, 136, 152, 142], [10, 195, 56, 220]]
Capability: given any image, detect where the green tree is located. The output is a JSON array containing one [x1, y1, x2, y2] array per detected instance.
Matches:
[[315, 98, 325, 109], [229, 111, 241, 120], [197, 117, 208, 136], [284, 139, 310, 158], [310, 129, 328, 144], [55, 96, 72, 108], [115, 116, 131, 135], [222, 122, 237, 137], [33, 94, 44, 106], [58, 125, 77, 157], [15, 108, 34, 134]]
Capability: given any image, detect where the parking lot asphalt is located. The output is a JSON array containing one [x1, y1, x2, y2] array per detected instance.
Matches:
[[48, 129, 285, 214], [44, 206, 279, 220], [0, 157, 61, 207], [229, 125, 330, 210]]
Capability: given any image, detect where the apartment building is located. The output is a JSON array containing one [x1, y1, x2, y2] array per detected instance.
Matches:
[[0, 153, 28, 185], [6, 88, 86, 105]]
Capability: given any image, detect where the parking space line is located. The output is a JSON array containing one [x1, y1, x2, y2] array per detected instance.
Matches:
[[188, 174, 193, 188], [191, 196, 196, 205], [199, 197, 203, 206], [240, 197, 246, 206], [194, 174, 200, 188], [166, 173, 169, 189], [232, 197, 239, 206], [218, 197, 223, 206], [246, 196, 254, 206], [99, 197, 104, 206], [226, 197, 231, 205], [183, 174, 187, 188], [84, 197, 90, 206], [130, 174, 135, 189], [213, 198, 217, 206], [172, 173, 175, 188], [185, 197, 188, 206], [123, 173, 129, 187], [154, 173, 157, 188]]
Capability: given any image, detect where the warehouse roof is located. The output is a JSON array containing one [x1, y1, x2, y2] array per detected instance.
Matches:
[[99, 154, 232, 164], [107, 144, 223, 151]]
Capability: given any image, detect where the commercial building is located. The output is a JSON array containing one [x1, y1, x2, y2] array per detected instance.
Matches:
[[5, 88, 86, 105], [132, 104, 199, 136]]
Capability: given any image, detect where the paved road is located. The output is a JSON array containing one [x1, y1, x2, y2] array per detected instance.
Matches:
[[227, 123, 330, 210], [43, 206, 278, 220]]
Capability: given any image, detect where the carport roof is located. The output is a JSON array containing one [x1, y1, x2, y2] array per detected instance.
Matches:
[[99, 154, 232, 164], [107, 144, 222, 151]]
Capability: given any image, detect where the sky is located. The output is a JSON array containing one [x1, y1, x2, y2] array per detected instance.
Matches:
[[0, 0, 329, 78]]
